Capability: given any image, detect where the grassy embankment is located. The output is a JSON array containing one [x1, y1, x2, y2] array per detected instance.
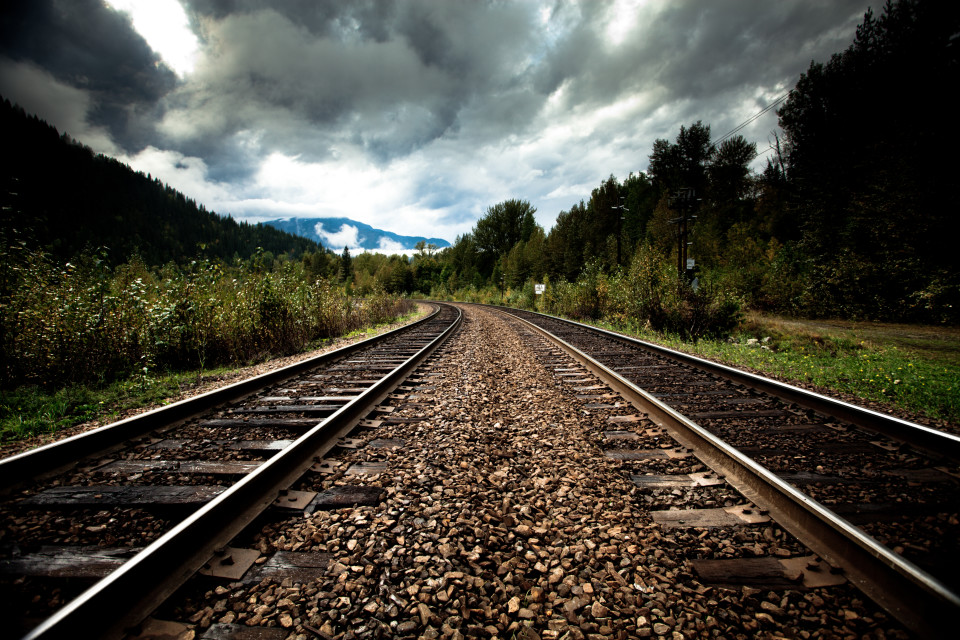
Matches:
[[591, 312, 960, 425], [0, 307, 427, 446]]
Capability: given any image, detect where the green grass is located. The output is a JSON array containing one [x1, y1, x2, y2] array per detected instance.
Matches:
[[589, 313, 960, 425], [0, 369, 223, 444]]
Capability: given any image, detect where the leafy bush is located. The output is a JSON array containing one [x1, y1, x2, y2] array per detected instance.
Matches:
[[622, 246, 742, 339], [0, 243, 412, 389], [533, 246, 742, 340]]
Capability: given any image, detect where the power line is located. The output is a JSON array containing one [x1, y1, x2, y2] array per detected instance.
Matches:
[[713, 92, 789, 146]]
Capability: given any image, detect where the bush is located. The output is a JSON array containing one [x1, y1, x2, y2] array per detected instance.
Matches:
[[623, 246, 742, 340], [0, 244, 412, 389], [534, 246, 742, 340]]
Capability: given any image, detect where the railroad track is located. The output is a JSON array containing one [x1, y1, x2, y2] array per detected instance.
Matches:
[[495, 305, 960, 638], [0, 303, 462, 639], [2, 302, 955, 639]]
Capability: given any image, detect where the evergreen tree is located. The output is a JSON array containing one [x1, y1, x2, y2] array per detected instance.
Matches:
[[338, 246, 353, 283], [473, 199, 537, 278], [648, 121, 714, 196], [777, 0, 960, 319], [0, 98, 320, 267]]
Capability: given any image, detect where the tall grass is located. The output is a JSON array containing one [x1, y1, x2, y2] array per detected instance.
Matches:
[[0, 243, 412, 389]]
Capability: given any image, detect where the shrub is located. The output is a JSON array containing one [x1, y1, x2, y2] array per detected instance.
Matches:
[[533, 246, 742, 340], [0, 244, 411, 389], [624, 246, 742, 340]]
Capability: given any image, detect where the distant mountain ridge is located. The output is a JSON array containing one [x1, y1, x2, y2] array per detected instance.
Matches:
[[263, 217, 450, 253]]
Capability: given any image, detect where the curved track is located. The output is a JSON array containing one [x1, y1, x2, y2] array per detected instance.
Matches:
[[495, 305, 960, 638]]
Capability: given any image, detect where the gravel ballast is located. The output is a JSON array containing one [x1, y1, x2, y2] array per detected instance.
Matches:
[[165, 305, 909, 639]]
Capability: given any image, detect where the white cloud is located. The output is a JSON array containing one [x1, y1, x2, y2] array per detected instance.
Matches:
[[117, 145, 234, 205], [106, 0, 199, 76], [315, 223, 362, 252], [377, 237, 412, 253]]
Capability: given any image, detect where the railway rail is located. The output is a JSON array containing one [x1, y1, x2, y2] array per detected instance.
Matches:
[[0, 303, 461, 639], [144, 303, 928, 639], [1, 302, 956, 638], [495, 305, 960, 638]]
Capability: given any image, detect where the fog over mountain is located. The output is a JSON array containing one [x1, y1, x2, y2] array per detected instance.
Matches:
[[264, 217, 450, 255]]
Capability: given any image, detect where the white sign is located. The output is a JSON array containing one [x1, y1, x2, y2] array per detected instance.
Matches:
[[686, 258, 695, 269], [534, 284, 546, 295]]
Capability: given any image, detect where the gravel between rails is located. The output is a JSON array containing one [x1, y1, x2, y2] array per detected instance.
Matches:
[[162, 304, 909, 640]]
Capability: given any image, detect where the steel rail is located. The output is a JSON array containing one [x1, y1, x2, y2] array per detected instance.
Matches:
[[21, 304, 462, 640], [506, 308, 959, 639], [496, 306, 960, 462], [0, 304, 442, 492]]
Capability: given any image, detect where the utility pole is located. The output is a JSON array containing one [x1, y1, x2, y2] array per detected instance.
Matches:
[[668, 188, 699, 280], [612, 197, 628, 266]]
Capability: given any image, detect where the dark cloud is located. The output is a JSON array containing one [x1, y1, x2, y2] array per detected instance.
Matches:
[[0, 0, 177, 150], [166, 0, 541, 166], [0, 0, 876, 239], [0, 0, 874, 162], [535, 0, 870, 118], [186, 0, 396, 41]]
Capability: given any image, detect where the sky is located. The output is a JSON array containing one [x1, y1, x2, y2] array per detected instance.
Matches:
[[0, 0, 873, 249]]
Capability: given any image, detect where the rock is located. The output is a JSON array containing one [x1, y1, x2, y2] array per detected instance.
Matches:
[[517, 626, 541, 640], [760, 601, 784, 615], [419, 603, 434, 625]]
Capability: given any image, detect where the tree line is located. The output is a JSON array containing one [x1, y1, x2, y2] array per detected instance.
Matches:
[[358, 0, 958, 326]]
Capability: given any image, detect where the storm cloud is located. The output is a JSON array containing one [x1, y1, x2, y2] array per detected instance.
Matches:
[[1, 0, 871, 242]]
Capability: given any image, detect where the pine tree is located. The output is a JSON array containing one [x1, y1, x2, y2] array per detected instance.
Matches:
[[338, 246, 353, 283]]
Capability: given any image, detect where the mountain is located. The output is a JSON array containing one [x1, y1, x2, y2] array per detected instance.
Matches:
[[0, 98, 320, 266], [263, 217, 451, 253]]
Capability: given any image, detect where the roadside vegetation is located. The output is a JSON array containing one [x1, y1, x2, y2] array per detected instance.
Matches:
[[0, 307, 429, 447], [433, 277, 960, 425], [610, 315, 960, 425], [0, 244, 413, 444]]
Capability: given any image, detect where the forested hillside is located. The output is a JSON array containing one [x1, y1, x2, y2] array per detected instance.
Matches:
[[0, 99, 320, 266], [366, 0, 958, 326]]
